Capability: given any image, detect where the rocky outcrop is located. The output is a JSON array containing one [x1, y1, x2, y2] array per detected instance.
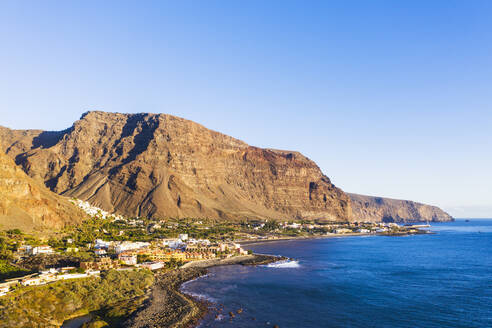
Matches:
[[0, 151, 85, 231], [0, 111, 351, 222], [349, 193, 453, 223]]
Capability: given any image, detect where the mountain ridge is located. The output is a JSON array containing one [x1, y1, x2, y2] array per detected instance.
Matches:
[[0, 111, 351, 222], [0, 111, 453, 225]]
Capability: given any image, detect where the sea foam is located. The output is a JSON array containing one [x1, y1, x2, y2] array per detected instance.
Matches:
[[264, 259, 300, 268], [180, 273, 216, 302], [182, 290, 216, 302]]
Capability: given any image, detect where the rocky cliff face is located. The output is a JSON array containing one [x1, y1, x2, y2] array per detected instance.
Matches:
[[0, 111, 351, 222], [0, 151, 86, 231], [349, 193, 453, 223]]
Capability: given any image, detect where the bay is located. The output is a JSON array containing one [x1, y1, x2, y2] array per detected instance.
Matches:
[[182, 219, 492, 328]]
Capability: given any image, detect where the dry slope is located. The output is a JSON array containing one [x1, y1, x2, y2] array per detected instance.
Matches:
[[0, 111, 351, 222], [0, 152, 86, 231], [349, 193, 453, 223]]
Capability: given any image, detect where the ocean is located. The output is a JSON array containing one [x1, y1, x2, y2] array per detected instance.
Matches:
[[181, 219, 492, 327]]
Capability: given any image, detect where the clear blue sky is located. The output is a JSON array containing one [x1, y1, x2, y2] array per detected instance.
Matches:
[[1, 1, 491, 217]]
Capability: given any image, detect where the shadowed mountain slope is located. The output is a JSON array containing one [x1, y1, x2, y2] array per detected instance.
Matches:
[[0, 151, 86, 231], [0, 111, 351, 222], [349, 193, 453, 223]]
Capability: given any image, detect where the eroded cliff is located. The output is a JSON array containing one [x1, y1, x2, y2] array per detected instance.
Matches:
[[349, 193, 453, 223], [0, 151, 86, 231], [0, 111, 351, 222]]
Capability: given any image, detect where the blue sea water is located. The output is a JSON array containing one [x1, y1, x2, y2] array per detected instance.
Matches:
[[182, 219, 492, 327]]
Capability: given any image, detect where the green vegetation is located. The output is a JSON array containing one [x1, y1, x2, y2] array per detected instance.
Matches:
[[0, 269, 154, 328], [62, 216, 240, 246], [137, 254, 152, 263], [0, 231, 35, 280], [0, 260, 30, 281], [166, 257, 184, 269], [261, 220, 280, 231], [0, 230, 43, 258]]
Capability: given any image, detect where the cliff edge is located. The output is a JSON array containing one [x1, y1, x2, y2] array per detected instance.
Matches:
[[349, 193, 453, 223], [0, 111, 351, 222]]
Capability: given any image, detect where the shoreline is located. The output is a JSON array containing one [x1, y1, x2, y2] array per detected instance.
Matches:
[[124, 254, 283, 328], [48, 233, 433, 327], [238, 232, 378, 246], [238, 229, 434, 246], [172, 230, 434, 327]]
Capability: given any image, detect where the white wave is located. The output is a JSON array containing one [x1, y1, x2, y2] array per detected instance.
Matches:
[[264, 259, 300, 268], [182, 290, 217, 302], [180, 273, 216, 302]]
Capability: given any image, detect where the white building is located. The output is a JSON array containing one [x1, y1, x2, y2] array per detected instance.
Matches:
[[178, 234, 188, 241], [87, 270, 101, 276], [158, 238, 179, 247], [158, 238, 186, 250], [18, 245, 32, 255], [94, 239, 111, 249], [71, 199, 115, 219], [32, 245, 54, 255], [187, 238, 210, 245], [119, 254, 137, 265], [128, 219, 144, 226], [115, 241, 150, 254], [0, 284, 10, 296], [150, 223, 161, 230], [22, 275, 54, 286], [21, 269, 96, 287]]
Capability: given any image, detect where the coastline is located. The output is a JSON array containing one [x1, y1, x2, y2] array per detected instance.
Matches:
[[172, 228, 439, 328], [238, 229, 434, 246], [238, 232, 375, 246], [124, 254, 283, 328]]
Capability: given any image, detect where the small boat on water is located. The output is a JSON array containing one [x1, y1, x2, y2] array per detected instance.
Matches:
[[465, 219, 470, 222]]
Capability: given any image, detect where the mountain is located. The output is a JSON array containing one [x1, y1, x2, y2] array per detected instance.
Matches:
[[0, 151, 86, 231], [349, 193, 453, 223], [0, 111, 351, 222], [0, 111, 454, 224]]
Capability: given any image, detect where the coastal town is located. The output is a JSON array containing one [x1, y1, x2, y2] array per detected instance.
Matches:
[[0, 199, 430, 299], [0, 232, 249, 297], [0, 2, 481, 326]]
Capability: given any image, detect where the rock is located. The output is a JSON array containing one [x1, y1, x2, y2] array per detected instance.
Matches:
[[0, 152, 85, 230], [0, 111, 351, 222], [349, 193, 453, 223], [123, 267, 208, 328], [0, 111, 452, 224]]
